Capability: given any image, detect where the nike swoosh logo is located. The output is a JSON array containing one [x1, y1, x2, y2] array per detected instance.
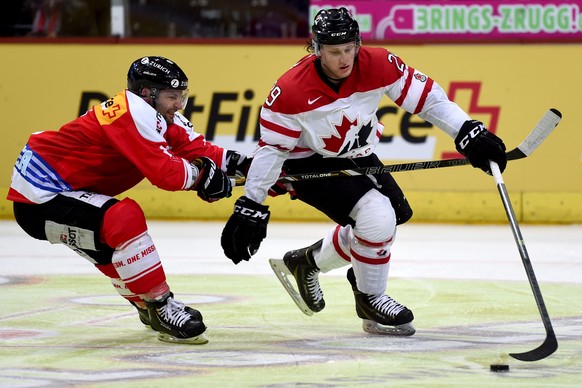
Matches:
[[308, 96, 322, 105]]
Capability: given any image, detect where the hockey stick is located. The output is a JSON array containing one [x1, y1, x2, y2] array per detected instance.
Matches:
[[231, 109, 561, 186], [490, 161, 558, 362]]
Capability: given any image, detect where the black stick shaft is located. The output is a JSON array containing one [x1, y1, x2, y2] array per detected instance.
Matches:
[[230, 108, 560, 187], [276, 148, 525, 183]]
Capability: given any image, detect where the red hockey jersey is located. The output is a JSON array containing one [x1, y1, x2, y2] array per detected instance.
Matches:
[[8, 90, 226, 204]]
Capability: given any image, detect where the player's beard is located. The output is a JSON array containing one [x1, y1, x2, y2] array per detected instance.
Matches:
[[162, 111, 175, 124]]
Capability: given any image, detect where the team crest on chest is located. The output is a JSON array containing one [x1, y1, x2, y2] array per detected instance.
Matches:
[[320, 113, 374, 156]]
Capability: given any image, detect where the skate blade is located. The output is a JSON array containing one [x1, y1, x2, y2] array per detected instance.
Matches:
[[362, 320, 416, 336], [157, 332, 209, 345], [269, 258, 314, 316]]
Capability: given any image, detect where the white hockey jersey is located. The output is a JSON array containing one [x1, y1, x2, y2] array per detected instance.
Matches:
[[245, 46, 471, 203]]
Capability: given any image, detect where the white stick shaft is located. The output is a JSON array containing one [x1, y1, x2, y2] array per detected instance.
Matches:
[[490, 161, 504, 185]]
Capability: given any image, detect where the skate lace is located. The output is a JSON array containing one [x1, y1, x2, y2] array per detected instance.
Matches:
[[159, 297, 191, 327], [369, 294, 405, 318], [306, 268, 323, 300]]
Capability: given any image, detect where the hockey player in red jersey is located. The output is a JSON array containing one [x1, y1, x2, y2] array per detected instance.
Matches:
[[221, 8, 507, 336], [8, 56, 249, 344]]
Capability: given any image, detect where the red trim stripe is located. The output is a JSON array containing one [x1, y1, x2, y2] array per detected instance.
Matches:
[[375, 126, 382, 141], [124, 262, 163, 284], [260, 117, 300, 139], [350, 249, 391, 265], [95, 263, 117, 278], [414, 77, 434, 114], [257, 139, 291, 151], [394, 66, 415, 107], [333, 225, 351, 262], [355, 235, 393, 247]]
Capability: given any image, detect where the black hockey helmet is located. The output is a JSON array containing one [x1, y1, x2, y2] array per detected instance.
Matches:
[[312, 7, 361, 46], [127, 56, 188, 104]]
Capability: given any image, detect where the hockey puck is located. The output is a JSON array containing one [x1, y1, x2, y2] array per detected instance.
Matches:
[[490, 364, 510, 372]]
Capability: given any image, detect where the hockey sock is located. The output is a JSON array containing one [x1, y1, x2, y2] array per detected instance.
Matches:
[[316, 224, 352, 271], [101, 198, 167, 296], [95, 263, 146, 307]]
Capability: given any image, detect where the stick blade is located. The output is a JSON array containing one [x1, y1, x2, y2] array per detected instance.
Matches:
[[508, 108, 562, 160], [509, 333, 558, 361]]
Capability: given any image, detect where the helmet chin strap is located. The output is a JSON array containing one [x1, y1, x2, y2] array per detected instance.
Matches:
[[140, 87, 158, 109], [313, 40, 320, 57], [143, 88, 175, 125]]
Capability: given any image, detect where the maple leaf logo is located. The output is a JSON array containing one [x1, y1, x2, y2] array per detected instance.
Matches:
[[321, 114, 374, 156], [321, 114, 357, 153]]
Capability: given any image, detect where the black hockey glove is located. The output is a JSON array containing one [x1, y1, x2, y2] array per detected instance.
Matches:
[[455, 120, 507, 175], [191, 157, 232, 202], [225, 150, 251, 178], [221, 196, 270, 264]]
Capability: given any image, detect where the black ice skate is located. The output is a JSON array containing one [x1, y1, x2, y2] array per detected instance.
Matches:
[[130, 300, 202, 331], [269, 239, 324, 316], [347, 267, 415, 336], [130, 301, 153, 328], [144, 292, 208, 344]]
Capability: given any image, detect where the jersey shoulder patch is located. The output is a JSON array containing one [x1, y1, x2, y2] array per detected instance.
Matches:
[[94, 91, 128, 126]]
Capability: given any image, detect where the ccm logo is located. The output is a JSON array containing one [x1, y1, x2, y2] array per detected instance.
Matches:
[[234, 206, 269, 219], [458, 123, 485, 150]]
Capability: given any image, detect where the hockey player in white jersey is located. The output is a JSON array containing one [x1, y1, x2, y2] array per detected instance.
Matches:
[[221, 8, 507, 335]]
